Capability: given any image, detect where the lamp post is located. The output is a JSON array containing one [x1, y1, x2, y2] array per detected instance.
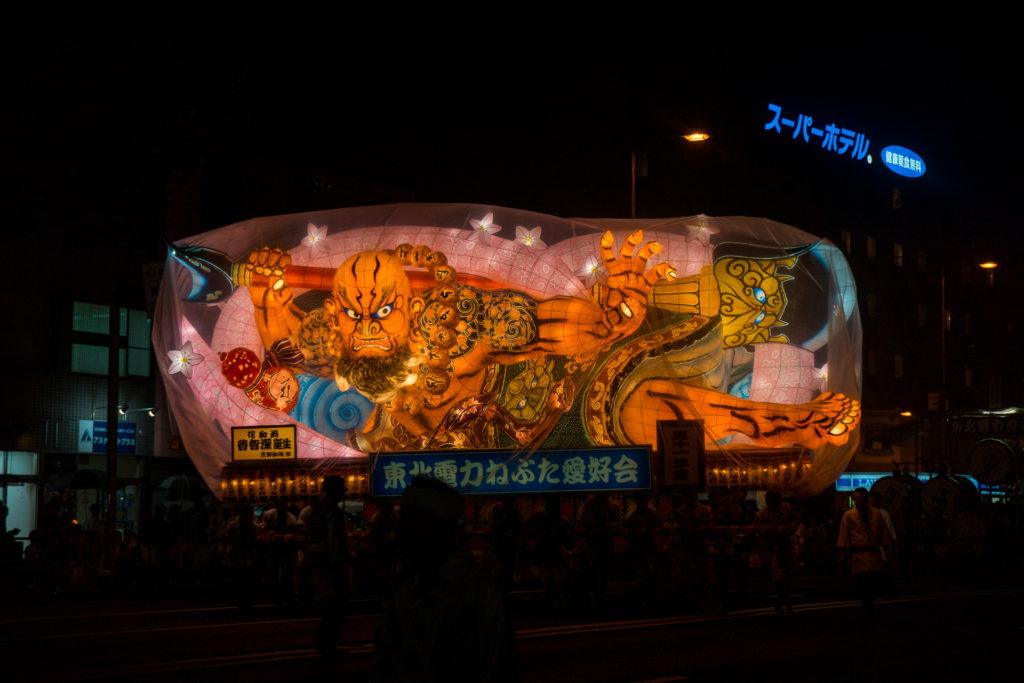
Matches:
[[630, 131, 711, 219], [938, 260, 999, 466]]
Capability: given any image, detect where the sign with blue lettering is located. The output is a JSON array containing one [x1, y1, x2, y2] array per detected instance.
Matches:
[[78, 420, 137, 455], [881, 145, 926, 178], [835, 472, 978, 492], [763, 103, 926, 180], [764, 103, 871, 163], [371, 446, 652, 497]]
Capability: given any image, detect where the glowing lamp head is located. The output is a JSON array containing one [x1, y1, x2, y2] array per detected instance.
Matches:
[[683, 132, 711, 142], [899, 410, 913, 417], [979, 262, 998, 270]]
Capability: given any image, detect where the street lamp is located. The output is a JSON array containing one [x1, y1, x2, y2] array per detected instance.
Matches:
[[630, 129, 712, 218], [979, 261, 998, 286]]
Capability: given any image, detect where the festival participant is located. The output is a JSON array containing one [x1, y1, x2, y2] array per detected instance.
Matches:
[[220, 504, 258, 609], [372, 476, 515, 682], [753, 491, 801, 615], [489, 498, 523, 593], [671, 489, 716, 613], [525, 497, 570, 608], [624, 494, 661, 606], [302, 476, 351, 657], [580, 493, 615, 611], [837, 487, 893, 620], [261, 499, 302, 607]]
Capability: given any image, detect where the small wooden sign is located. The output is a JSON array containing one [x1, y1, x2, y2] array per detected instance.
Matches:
[[657, 419, 705, 488], [232, 425, 297, 461]]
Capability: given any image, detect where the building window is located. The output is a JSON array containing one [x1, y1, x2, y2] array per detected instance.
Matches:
[[962, 264, 972, 284], [917, 251, 927, 271], [866, 236, 876, 260], [893, 243, 903, 267], [866, 293, 877, 318], [840, 231, 852, 254], [894, 354, 904, 379], [944, 309, 952, 332], [891, 187, 902, 210], [73, 302, 125, 335], [867, 351, 876, 376], [963, 313, 972, 335], [1, 451, 39, 541], [917, 303, 928, 327], [964, 368, 973, 388], [71, 302, 151, 377]]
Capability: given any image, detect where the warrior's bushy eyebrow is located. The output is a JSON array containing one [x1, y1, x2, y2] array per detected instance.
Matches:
[[372, 283, 397, 310]]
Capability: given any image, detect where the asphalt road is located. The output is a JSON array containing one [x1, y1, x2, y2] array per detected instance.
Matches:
[[2, 588, 1020, 682]]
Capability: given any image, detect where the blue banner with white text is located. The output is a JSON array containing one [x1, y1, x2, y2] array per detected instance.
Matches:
[[371, 446, 652, 497]]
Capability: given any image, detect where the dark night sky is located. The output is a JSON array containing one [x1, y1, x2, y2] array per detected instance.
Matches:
[[7, 5, 1022, 303]]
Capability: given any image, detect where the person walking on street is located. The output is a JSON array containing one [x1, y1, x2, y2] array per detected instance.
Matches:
[[753, 491, 800, 615], [302, 475, 351, 657], [372, 476, 516, 682], [838, 487, 893, 621]]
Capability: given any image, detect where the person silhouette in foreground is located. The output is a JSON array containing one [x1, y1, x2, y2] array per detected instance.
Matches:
[[307, 475, 350, 656], [372, 476, 517, 683], [838, 487, 893, 621]]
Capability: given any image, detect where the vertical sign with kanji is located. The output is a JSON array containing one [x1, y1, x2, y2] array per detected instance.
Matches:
[[231, 425, 297, 461], [657, 419, 705, 487]]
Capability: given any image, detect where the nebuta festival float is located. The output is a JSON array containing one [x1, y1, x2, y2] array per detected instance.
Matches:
[[154, 204, 862, 501]]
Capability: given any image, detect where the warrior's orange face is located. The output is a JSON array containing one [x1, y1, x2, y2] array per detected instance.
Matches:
[[324, 252, 411, 358]]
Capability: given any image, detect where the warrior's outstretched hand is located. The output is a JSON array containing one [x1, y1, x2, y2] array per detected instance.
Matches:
[[593, 230, 675, 336]]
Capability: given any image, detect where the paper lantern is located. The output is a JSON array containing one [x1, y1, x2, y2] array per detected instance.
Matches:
[[156, 205, 861, 496]]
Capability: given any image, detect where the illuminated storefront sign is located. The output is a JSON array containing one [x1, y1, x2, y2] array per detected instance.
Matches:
[[948, 414, 1022, 435], [78, 420, 136, 455], [881, 145, 926, 178], [232, 425, 297, 461], [836, 471, 979, 492], [764, 103, 871, 163], [371, 446, 652, 497]]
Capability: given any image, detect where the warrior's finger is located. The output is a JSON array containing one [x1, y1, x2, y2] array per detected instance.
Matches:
[[644, 263, 677, 286], [620, 230, 644, 259], [256, 249, 269, 267], [599, 231, 616, 263], [636, 241, 662, 267]]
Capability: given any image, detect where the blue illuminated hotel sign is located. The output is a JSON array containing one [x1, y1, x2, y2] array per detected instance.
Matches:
[[881, 145, 925, 178], [764, 103, 871, 162], [763, 103, 926, 179]]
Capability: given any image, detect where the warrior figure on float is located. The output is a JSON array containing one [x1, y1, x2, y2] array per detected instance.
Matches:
[[234, 230, 859, 453]]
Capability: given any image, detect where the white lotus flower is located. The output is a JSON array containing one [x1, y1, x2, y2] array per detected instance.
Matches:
[[469, 212, 501, 241], [302, 223, 329, 252], [515, 225, 546, 249], [578, 254, 602, 283], [166, 341, 204, 379]]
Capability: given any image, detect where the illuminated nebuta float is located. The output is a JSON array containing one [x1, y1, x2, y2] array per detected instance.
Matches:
[[155, 204, 861, 497]]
